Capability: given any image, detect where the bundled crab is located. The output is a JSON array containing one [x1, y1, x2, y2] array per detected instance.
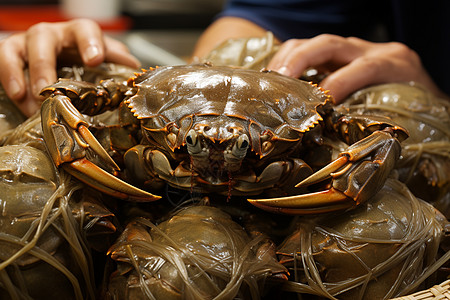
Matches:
[[103, 204, 287, 300], [342, 83, 450, 217], [0, 33, 448, 299], [0, 82, 121, 300], [277, 178, 448, 299], [0, 144, 118, 300]]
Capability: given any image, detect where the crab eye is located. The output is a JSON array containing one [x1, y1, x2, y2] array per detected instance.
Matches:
[[238, 137, 249, 149], [186, 131, 196, 146], [232, 134, 250, 159], [186, 129, 202, 154]]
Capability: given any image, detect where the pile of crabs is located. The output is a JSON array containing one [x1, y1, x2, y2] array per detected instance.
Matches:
[[0, 35, 449, 300]]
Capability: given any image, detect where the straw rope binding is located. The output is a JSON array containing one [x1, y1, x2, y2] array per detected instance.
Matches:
[[391, 280, 450, 300]]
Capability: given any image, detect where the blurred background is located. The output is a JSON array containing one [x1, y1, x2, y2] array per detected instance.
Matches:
[[0, 0, 226, 66]]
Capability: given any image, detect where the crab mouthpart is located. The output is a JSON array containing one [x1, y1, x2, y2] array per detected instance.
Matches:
[[186, 129, 250, 183]]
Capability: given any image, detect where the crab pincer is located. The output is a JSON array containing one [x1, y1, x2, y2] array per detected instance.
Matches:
[[40, 83, 160, 202], [248, 127, 405, 214]]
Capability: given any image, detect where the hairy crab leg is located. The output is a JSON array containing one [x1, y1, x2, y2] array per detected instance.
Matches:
[[65, 158, 161, 202], [248, 188, 354, 215]]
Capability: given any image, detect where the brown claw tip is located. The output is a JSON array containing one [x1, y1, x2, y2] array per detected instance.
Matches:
[[129, 194, 162, 202], [248, 188, 354, 215], [65, 159, 160, 202], [295, 155, 349, 188], [78, 125, 120, 171], [248, 199, 284, 213]]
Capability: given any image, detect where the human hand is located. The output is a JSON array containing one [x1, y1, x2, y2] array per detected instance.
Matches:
[[267, 34, 448, 103], [0, 18, 141, 116]]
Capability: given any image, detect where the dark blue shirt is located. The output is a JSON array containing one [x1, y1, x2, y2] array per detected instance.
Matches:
[[218, 0, 449, 94]]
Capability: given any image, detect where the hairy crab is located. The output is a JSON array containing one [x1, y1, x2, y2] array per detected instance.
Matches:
[[40, 63, 408, 214], [0, 144, 118, 300], [202, 33, 449, 212], [104, 204, 287, 299], [341, 83, 450, 216], [276, 178, 449, 299]]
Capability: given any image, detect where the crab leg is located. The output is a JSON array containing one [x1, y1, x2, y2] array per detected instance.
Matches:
[[64, 158, 160, 202], [248, 188, 354, 215]]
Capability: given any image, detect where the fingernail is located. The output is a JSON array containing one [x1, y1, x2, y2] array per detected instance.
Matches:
[[277, 66, 291, 76], [8, 79, 22, 98], [33, 78, 49, 96], [85, 45, 100, 61]]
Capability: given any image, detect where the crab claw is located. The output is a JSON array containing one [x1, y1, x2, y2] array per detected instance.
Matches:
[[78, 124, 120, 171], [249, 130, 402, 215], [248, 188, 354, 215], [64, 158, 160, 202], [66, 126, 160, 201], [295, 155, 349, 188], [248, 156, 354, 214], [41, 92, 160, 202]]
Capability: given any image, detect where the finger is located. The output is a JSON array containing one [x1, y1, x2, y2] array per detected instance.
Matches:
[[320, 56, 399, 103], [104, 36, 141, 68], [267, 39, 307, 72], [15, 92, 41, 117], [0, 34, 27, 101], [269, 35, 363, 78], [68, 19, 106, 66], [70, 19, 140, 68], [26, 23, 59, 98]]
